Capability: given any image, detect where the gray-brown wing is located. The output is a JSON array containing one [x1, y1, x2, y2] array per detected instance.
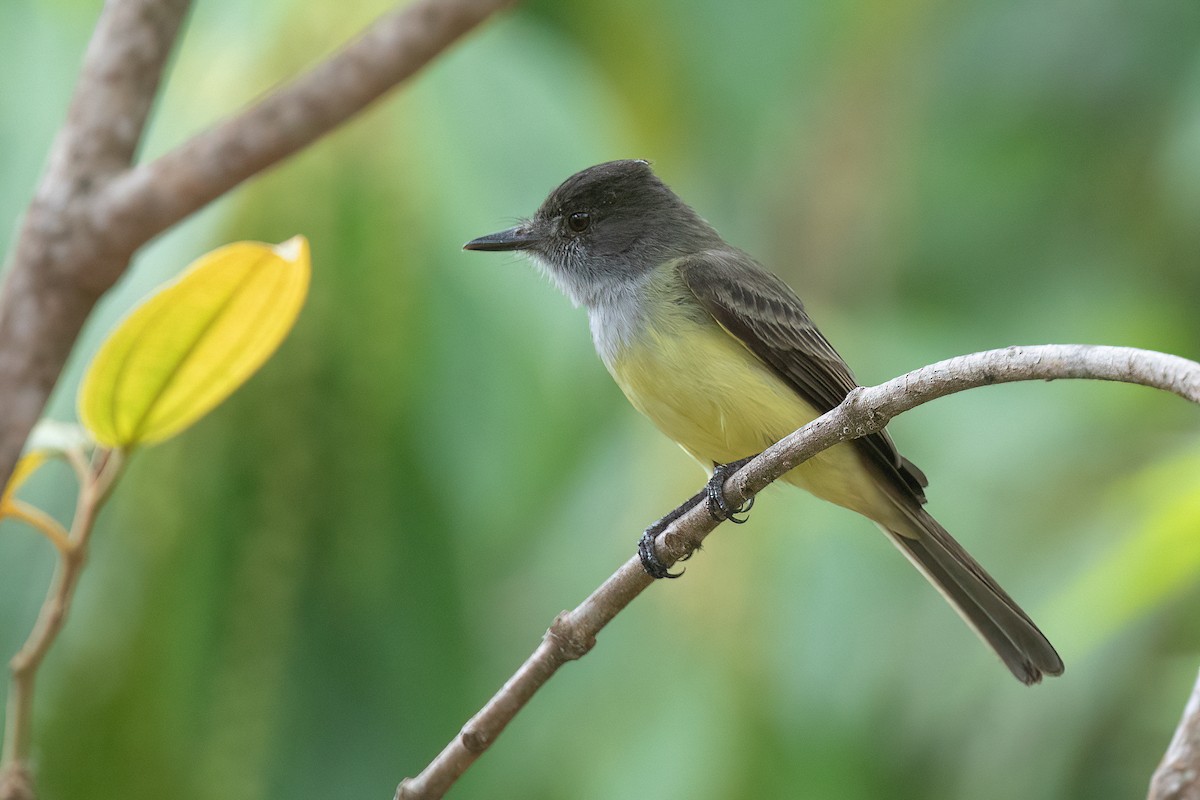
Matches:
[[678, 250, 928, 503]]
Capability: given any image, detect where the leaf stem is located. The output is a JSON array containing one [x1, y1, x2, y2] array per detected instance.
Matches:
[[2, 502, 71, 554], [0, 449, 125, 798]]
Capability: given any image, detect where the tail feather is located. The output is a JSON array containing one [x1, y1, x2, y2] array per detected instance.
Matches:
[[883, 509, 1063, 685]]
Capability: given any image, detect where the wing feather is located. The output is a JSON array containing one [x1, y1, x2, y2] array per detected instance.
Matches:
[[678, 250, 928, 502]]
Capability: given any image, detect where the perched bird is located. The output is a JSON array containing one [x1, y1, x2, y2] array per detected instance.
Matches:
[[465, 160, 1063, 684]]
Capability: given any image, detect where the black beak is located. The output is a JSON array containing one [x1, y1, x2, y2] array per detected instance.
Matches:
[[463, 225, 540, 252]]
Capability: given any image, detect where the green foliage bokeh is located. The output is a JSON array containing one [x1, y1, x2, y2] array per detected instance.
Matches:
[[2, 1, 1200, 798]]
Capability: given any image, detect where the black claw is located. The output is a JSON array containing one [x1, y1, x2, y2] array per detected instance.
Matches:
[[638, 527, 682, 579], [706, 461, 755, 523], [727, 494, 755, 524], [635, 466, 750, 580]]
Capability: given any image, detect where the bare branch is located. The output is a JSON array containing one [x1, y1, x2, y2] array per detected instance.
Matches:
[[395, 344, 1200, 800], [1150, 668, 1200, 800], [99, 0, 516, 249], [1, 450, 124, 799], [724, 344, 1200, 513], [56, 0, 192, 182], [0, 0, 512, 496], [0, 0, 190, 493], [395, 566, 651, 800]]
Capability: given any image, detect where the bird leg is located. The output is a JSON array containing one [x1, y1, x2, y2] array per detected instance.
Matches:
[[637, 455, 759, 580], [638, 488, 705, 579], [706, 456, 757, 522]]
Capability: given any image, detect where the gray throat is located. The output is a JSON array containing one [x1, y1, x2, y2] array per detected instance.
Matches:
[[585, 278, 651, 367], [527, 252, 654, 367]]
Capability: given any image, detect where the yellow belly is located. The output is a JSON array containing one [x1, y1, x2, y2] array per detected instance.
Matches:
[[607, 315, 903, 528]]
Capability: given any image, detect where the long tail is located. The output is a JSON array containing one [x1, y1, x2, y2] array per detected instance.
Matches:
[[884, 508, 1063, 685]]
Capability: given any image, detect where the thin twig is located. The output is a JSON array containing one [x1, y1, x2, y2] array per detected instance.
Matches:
[[0, 450, 125, 800], [2, 502, 71, 555], [65, 447, 91, 488], [1149, 669, 1200, 800], [395, 344, 1200, 800]]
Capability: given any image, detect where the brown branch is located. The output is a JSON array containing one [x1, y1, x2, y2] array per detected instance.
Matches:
[[394, 344, 1200, 800], [98, 0, 515, 247], [395, 566, 652, 800], [0, 0, 513, 499], [1149, 668, 1200, 800], [0, 0, 190, 495], [0, 450, 124, 800]]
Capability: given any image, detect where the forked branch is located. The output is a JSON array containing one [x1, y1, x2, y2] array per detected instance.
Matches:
[[0, 0, 514, 502], [0, 1, 513, 796]]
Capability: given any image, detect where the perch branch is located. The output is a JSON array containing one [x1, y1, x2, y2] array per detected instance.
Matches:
[[394, 344, 1200, 800]]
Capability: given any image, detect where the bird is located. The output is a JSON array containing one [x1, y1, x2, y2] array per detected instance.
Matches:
[[464, 159, 1063, 684]]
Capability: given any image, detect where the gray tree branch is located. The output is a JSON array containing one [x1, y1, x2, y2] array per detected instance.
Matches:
[[394, 344, 1200, 800], [1150, 668, 1200, 800], [0, 0, 513, 496], [0, 0, 190, 500], [98, 0, 513, 248]]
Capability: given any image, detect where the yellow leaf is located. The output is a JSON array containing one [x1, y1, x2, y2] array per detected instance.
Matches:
[[1, 451, 47, 510], [78, 237, 310, 447]]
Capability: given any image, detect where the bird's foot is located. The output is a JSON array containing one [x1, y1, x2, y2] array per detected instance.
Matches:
[[636, 456, 758, 579], [637, 490, 708, 579], [706, 458, 756, 523], [638, 519, 685, 579]]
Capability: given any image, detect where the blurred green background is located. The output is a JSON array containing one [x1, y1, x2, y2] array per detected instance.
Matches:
[[3, 0, 1200, 798]]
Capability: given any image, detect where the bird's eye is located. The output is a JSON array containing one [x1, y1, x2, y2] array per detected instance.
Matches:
[[567, 212, 591, 233]]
